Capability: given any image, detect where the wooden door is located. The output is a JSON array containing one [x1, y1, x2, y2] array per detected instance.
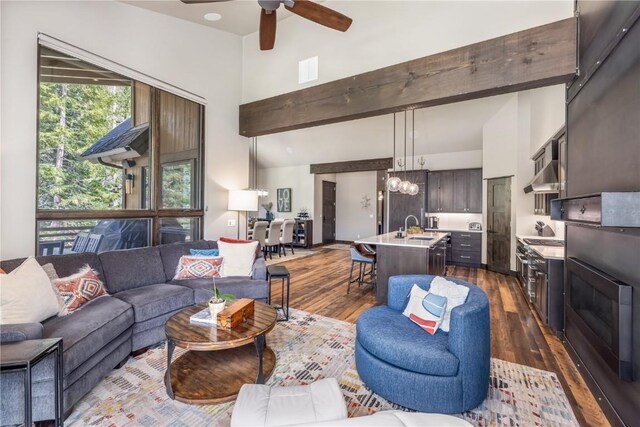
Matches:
[[487, 177, 511, 274], [322, 181, 336, 244], [467, 169, 483, 213], [453, 170, 468, 212], [438, 171, 454, 212]]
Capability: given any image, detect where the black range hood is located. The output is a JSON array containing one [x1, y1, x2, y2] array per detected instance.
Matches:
[[524, 160, 559, 194]]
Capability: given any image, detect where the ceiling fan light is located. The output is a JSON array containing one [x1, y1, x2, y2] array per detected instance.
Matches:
[[387, 176, 401, 192]]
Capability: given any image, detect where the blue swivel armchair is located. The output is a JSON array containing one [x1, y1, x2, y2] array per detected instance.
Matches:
[[355, 275, 490, 413]]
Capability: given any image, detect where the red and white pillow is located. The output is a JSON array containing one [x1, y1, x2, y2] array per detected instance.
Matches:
[[53, 265, 107, 315], [174, 255, 223, 280], [402, 284, 448, 335]]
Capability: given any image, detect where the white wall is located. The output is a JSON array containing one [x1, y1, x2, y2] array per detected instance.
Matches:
[[0, 1, 246, 259], [257, 165, 314, 219], [242, 1, 573, 102], [482, 86, 566, 270], [482, 95, 519, 268], [335, 172, 377, 241]]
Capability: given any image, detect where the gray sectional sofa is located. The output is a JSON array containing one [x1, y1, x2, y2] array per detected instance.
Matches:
[[0, 240, 268, 425]]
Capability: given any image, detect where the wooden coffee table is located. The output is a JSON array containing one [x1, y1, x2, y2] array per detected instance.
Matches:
[[164, 301, 277, 404]]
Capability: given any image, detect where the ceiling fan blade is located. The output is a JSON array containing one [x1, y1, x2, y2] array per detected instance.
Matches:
[[285, 0, 352, 32], [260, 9, 277, 51], [180, 0, 231, 3]]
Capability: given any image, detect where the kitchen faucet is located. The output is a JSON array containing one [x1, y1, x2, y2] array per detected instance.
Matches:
[[404, 215, 419, 236]]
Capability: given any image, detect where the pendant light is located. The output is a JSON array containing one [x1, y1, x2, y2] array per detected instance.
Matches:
[[399, 111, 412, 194], [387, 113, 402, 192], [407, 109, 420, 196]]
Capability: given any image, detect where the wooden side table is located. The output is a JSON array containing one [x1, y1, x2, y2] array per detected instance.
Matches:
[[0, 338, 64, 426], [267, 265, 291, 321]]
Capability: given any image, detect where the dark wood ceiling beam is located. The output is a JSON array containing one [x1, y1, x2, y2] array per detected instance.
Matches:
[[310, 158, 393, 174], [240, 17, 577, 137]]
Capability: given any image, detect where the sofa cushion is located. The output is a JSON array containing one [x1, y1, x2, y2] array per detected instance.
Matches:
[[42, 296, 133, 376], [1, 253, 104, 280], [113, 284, 194, 323], [171, 277, 269, 304], [99, 246, 166, 293], [158, 241, 212, 281], [356, 306, 459, 377]]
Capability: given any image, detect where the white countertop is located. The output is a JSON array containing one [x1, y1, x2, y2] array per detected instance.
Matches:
[[356, 231, 449, 249], [516, 235, 565, 260], [424, 227, 483, 234]]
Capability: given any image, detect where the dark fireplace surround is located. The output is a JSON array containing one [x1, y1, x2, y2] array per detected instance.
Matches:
[[565, 258, 633, 381]]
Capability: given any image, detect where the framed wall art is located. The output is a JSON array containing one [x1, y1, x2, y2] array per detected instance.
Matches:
[[277, 188, 291, 212]]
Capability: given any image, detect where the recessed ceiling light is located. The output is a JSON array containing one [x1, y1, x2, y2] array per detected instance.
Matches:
[[203, 12, 222, 22]]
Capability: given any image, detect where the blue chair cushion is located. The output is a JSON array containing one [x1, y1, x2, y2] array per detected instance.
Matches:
[[356, 305, 459, 377]]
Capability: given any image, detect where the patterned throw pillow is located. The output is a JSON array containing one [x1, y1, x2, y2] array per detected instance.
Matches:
[[402, 284, 448, 335], [174, 255, 223, 280], [53, 265, 107, 315], [189, 248, 220, 257]]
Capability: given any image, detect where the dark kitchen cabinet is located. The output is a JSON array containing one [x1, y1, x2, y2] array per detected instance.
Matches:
[[388, 170, 427, 231], [453, 169, 482, 213], [427, 171, 453, 213], [429, 169, 481, 213]]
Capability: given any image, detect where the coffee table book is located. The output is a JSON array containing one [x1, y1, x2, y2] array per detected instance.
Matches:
[[189, 308, 218, 326]]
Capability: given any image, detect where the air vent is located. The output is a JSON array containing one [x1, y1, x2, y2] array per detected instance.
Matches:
[[298, 56, 318, 84]]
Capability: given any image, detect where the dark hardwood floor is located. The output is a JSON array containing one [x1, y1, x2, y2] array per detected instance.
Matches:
[[269, 246, 609, 427]]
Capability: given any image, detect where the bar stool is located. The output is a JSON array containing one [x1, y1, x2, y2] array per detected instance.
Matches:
[[347, 245, 376, 294]]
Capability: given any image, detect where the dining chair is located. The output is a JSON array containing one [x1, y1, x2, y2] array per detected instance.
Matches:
[[85, 233, 103, 253], [264, 219, 284, 259], [279, 220, 296, 256], [71, 231, 90, 253], [251, 221, 268, 253]]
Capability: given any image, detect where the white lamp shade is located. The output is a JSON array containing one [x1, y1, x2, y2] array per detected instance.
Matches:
[[228, 190, 258, 211]]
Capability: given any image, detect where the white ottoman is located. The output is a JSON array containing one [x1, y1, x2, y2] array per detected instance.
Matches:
[[230, 378, 348, 427]]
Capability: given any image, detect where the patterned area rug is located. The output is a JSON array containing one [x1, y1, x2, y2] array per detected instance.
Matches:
[[322, 243, 351, 250], [264, 249, 316, 266], [67, 309, 579, 427]]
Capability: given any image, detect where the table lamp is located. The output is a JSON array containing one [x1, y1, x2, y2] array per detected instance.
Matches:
[[228, 190, 258, 239]]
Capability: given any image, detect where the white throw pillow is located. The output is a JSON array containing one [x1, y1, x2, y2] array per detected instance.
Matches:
[[428, 276, 470, 332], [0, 257, 62, 324], [218, 240, 259, 277]]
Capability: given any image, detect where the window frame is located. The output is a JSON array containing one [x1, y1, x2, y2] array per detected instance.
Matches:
[[35, 45, 205, 252]]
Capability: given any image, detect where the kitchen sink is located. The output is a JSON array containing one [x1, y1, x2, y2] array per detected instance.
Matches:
[[408, 236, 433, 241]]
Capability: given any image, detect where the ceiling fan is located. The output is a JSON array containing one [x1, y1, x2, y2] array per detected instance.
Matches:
[[181, 0, 353, 50]]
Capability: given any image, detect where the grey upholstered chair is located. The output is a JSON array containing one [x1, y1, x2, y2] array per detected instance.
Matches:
[[280, 220, 296, 256], [264, 219, 284, 259], [251, 221, 268, 252]]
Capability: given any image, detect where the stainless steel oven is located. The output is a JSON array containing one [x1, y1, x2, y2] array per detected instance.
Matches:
[[515, 241, 529, 287]]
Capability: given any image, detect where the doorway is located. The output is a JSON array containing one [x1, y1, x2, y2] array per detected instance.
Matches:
[[487, 176, 511, 274], [322, 181, 336, 244]]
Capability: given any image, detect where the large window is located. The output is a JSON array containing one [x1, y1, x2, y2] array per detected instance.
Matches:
[[36, 45, 204, 254]]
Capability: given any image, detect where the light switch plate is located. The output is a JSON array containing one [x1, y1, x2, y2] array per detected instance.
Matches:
[[227, 219, 237, 227]]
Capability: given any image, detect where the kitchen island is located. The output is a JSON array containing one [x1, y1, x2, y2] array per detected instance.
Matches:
[[355, 231, 449, 302]]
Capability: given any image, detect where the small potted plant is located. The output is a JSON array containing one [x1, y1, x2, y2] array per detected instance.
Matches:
[[209, 277, 234, 319]]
